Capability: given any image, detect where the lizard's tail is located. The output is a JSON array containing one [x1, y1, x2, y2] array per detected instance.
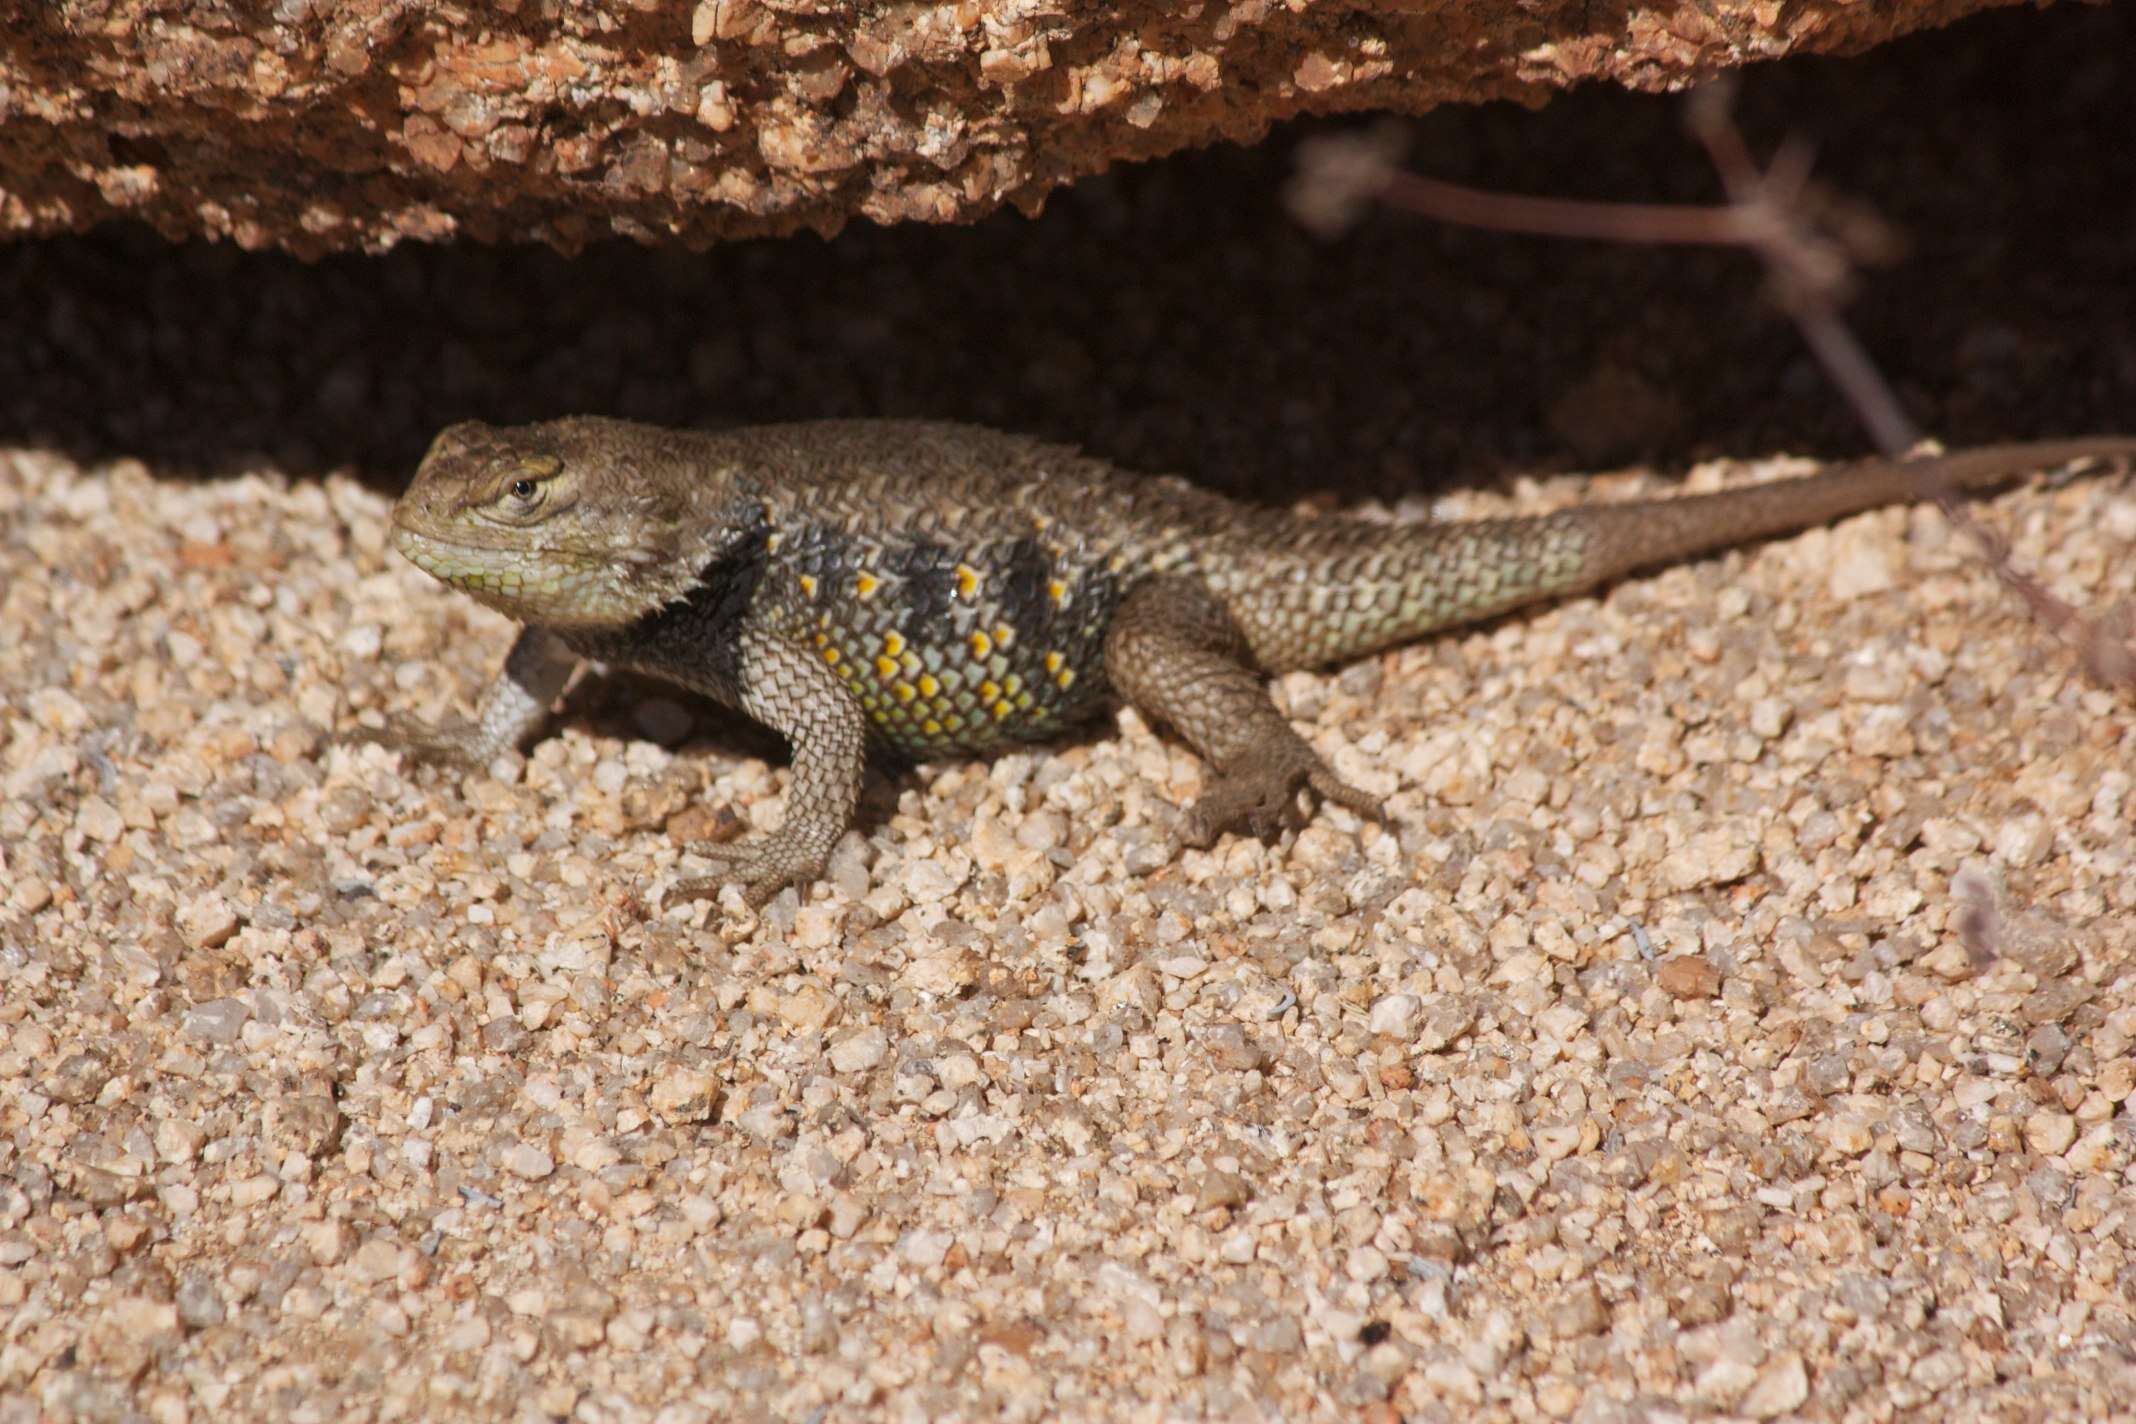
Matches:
[[1233, 438, 2136, 672]]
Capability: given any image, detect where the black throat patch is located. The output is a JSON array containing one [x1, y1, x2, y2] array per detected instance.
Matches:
[[566, 502, 772, 701]]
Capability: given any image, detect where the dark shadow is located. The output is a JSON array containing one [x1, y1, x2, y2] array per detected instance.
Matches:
[[0, 3, 2129, 505], [545, 666, 1031, 853], [559, 671, 789, 767]]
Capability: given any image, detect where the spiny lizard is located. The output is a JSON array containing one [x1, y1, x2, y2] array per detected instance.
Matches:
[[368, 418, 2135, 905]]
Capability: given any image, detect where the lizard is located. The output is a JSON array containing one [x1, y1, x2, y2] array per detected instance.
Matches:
[[366, 417, 2136, 906]]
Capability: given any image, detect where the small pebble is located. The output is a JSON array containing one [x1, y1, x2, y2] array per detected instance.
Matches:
[[1656, 956, 1721, 999], [504, 1144, 555, 1180], [829, 1026, 889, 1073], [1368, 993, 1420, 1037], [174, 893, 241, 949], [1741, 1354, 1809, 1419], [649, 1069, 718, 1124]]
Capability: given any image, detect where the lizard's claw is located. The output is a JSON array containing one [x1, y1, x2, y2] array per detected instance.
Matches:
[[338, 714, 489, 772], [1186, 744, 1382, 847], [668, 832, 829, 910]]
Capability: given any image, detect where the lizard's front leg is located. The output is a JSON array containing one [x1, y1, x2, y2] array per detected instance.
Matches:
[[669, 627, 868, 909], [1105, 577, 1381, 847], [354, 626, 578, 768]]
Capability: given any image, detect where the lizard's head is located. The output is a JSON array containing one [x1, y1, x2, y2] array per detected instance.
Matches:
[[391, 417, 734, 627]]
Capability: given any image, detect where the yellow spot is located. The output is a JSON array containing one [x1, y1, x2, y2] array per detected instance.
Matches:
[[1047, 579, 1068, 605], [822, 646, 841, 666], [979, 680, 1000, 702], [876, 655, 899, 681], [954, 564, 980, 599], [1044, 651, 1065, 674], [817, 612, 830, 629], [855, 572, 880, 599], [813, 631, 828, 647], [798, 573, 818, 597], [917, 674, 940, 699], [882, 630, 906, 657], [765, 531, 783, 554], [894, 681, 917, 704], [943, 713, 965, 732], [922, 718, 942, 736], [991, 699, 1013, 720], [993, 623, 1015, 650], [969, 630, 993, 660], [1055, 665, 1076, 691]]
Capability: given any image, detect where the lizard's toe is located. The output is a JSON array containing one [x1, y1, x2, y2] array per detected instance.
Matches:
[[340, 714, 487, 772], [1306, 763, 1383, 820], [1187, 747, 1381, 846], [667, 871, 782, 911], [669, 832, 829, 909]]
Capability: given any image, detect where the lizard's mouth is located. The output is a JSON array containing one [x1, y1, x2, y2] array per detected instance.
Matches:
[[390, 523, 638, 625], [391, 523, 556, 593], [391, 521, 498, 575], [392, 526, 484, 584], [391, 521, 580, 572]]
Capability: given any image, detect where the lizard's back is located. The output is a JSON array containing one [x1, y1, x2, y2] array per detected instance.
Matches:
[[527, 417, 2136, 763]]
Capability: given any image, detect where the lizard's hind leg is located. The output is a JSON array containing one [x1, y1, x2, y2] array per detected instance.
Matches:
[[1104, 577, 1381, 848]]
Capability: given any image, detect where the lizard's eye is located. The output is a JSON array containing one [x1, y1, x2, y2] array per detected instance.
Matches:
[[485, 455, 567, 523]]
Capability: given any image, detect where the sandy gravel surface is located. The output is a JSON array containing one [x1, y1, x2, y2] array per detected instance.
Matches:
[[5, 437, 2136, 1421]]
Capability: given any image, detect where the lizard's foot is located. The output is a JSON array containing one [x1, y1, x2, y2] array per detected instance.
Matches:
[[339, 714, 491, 772], [668, 831, 831, 910], [1185, 742, 1382, 847]]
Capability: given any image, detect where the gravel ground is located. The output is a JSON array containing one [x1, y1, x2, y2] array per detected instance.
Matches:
[[5, 9, 2136, 1421], [5, 440, 2136, 1421]]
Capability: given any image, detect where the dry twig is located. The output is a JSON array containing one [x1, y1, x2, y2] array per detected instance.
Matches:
[[1290, 88, 2136, 688]]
